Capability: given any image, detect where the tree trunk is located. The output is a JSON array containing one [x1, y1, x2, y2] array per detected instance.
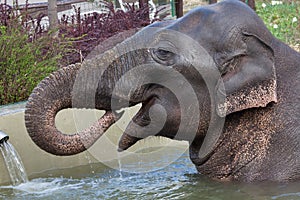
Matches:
[[248, 0, 256, 10], [239, 0, 256, 10], [48, 0, 58, 30], [175, 0, 183, 18], [208, 0, 217, 4]]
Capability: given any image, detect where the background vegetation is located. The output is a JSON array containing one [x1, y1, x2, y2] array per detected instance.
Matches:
[[0, 3, 65, 105], [0, 25, 61, 104], [0, 2, 153, 105], [256, 0, 300, 48], [0, 0, 299, 105]]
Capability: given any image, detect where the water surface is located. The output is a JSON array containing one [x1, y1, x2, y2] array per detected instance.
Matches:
[[0, 151, 300, 200], [1, 103, 300, 199]]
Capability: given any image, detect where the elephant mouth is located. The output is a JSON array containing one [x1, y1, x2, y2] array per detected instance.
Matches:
[[116, 95, 157, 152], [110, 94, 153, 112], [109, 84, 155, 110]]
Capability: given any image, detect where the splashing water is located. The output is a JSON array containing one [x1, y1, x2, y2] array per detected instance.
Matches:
[[0, 142, 28, 185], [117, 153, 123, 179]]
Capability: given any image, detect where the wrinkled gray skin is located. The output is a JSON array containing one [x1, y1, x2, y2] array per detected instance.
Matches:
[[25, 0, 300, 182]]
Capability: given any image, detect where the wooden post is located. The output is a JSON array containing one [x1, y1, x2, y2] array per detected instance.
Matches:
[[138, 0, 149, 20], [247, 0, 256, 10], [175, 0, 183, 18], [239, 0, 256, 10], [48, 0, 58, 30], [208, 0, 217, 4], [139, 0, 148, 8]]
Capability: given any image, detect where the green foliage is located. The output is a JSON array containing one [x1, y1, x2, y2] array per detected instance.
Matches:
[[0, 25, 62, 105], [256, 0, 300, 45], [0, 0, 154, 105]]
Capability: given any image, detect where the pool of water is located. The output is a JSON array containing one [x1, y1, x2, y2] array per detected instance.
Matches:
[[1, 102, 300, 199], [1, 150, 300, 200]]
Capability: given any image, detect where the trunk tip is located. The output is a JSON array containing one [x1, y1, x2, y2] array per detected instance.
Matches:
[[118, 132, 141, 152], [117, 147, 125, 152]]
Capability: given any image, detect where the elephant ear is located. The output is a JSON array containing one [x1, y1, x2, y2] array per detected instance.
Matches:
[[215, 31, 277, 117]]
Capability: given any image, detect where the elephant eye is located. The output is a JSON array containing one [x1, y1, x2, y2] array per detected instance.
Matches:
[[155, 49, 173, 60], [151, 48, 176, 66]]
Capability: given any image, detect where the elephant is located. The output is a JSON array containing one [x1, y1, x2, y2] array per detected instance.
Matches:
[[25, 0, 300, 182]]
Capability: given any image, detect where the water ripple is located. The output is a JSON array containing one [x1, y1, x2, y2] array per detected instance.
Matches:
[[0, 152, 300, 199]]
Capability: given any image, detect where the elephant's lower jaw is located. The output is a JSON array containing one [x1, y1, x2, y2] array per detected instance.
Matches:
[[117, 95, 156, 151], [117, 133, 142, 152]]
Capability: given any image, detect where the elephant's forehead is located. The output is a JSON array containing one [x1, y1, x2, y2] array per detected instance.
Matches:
[[167, 8, 215, 33]]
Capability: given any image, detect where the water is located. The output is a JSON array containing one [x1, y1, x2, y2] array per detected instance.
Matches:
[[0, 142, 28, 186], [0, 102, 300, 199], [117, 153, 124, 179], [0, 151, 300, 199]]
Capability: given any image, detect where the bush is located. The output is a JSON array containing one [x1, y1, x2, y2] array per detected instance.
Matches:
[[256, 0, 300, 45], [0, 25, 62, 105], [0, 1, 160, 105], [59, 2, 158, 64]]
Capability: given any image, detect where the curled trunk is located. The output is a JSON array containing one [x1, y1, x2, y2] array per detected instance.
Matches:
[[25, 64, 120, 155], [24, 29, 139, 156]]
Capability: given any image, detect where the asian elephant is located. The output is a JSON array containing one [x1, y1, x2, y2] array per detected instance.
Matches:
[[25, 0, 300, 182]]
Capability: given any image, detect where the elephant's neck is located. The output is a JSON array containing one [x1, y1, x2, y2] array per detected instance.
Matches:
[[193, 105, 278, 181], [273, 40, 300, 83], [273, 40, 300, 104]]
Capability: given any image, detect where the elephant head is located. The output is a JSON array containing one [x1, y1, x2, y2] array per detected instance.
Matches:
[[117, 0, 278, 156], [25, 0, 278, 162]]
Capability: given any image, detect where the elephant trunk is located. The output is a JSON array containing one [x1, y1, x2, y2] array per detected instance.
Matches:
[[25, 64, 120, 156], [25, 29, 143, 156]]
